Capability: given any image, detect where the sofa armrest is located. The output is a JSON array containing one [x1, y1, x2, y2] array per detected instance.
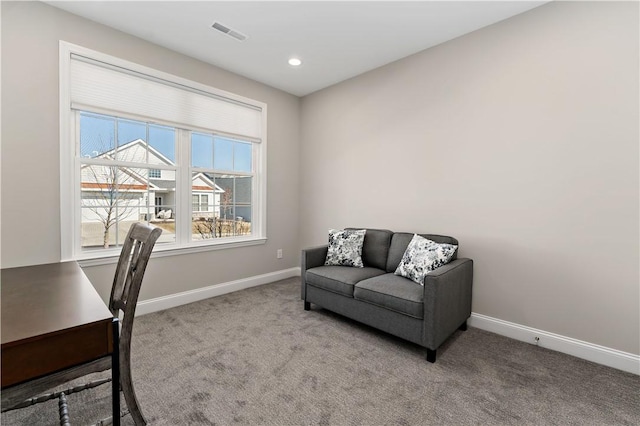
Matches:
[[422, 258, 474, 350], [301, 245, 328, 300]]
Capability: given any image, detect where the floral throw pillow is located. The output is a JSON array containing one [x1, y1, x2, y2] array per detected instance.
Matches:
[[394, 234, 457, 285], [324, 229, 366, 268]]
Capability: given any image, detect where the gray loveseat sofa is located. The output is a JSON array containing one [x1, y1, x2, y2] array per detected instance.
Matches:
[[301, 228, 473, 362]]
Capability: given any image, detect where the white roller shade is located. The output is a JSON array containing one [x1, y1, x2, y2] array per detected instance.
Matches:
[[69, 55, 262, 140]]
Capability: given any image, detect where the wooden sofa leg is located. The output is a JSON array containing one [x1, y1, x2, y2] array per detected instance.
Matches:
[[459, 320, 467, 331], [304, 301, 311, 311], [426, 349, 436, 363]]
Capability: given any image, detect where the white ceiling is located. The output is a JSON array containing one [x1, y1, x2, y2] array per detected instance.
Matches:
[[45, 1, 548, 97]]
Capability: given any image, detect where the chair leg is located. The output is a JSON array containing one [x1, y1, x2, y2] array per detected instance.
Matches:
[[304, 301, 310, 311], [426, 349, 436, 363], [120, 345, 146, 425], [58, 392, 71, 426], [112, 318, 121, 426], [459, 320, 468, 331]]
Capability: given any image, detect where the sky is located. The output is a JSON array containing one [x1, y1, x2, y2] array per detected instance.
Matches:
[[80, 111, 251, 172]]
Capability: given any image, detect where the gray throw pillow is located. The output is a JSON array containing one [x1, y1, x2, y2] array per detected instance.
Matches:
[[324, 229, 366, 268], [394, 234, 457, 285]]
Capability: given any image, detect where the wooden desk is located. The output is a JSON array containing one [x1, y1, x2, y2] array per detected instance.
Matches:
[[1, 261, 120, 424]]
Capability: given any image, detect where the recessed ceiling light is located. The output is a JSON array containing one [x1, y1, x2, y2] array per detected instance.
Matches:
[[288, 58, 302, 67]]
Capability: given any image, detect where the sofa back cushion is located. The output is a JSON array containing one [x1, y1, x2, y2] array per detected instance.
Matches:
[[386, 232, 459, 273], [346, 228, 393, 270]]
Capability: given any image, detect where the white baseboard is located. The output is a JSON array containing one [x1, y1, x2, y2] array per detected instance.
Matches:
[[469, 313, 640, 375], [136, 267, 301, 316]]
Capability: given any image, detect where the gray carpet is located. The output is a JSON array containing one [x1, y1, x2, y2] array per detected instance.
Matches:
[[2, 277, 639, 425]]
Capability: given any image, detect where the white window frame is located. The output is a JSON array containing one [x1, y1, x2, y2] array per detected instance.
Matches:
[[60, 42, 267, 265]]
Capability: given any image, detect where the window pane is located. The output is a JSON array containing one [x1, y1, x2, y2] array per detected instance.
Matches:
[[235, 207, 251, 235], [192, 217, 215, 240], [214, 137, 234, 171], [234, 142, 252, 172], [149, 124, 176, 164], [116, 134, 148, 164], [191, 133, 213, 168], [80, 112, 115, 159], [149, 182, 175, 221], [149, 176, 176, 244], [82, 115, 178, 166], [215, 177, 232, 216], [191, 174, 252, 239], [234, 176, 252, 204], [81, 164, 113, 195], [191, 171, 216, 239], [116, 118, 146, 161], [79, 205, 109, 249], [80, 166, 145, 249], [191, 172, 228, 240], [192, 215, 249, 239], [150, 206, 176, 244]]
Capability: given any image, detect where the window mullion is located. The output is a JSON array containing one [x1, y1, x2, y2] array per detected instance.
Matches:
[[177, 129, 192, 245]]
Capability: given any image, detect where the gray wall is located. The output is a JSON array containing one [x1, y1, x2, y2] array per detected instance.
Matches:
[[1, 2, 300, 300], [300, 1, 639, 355]]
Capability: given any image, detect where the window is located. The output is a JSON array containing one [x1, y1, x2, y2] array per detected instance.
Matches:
[[60, 42, 266, 261], [192, 194, 209, 214]]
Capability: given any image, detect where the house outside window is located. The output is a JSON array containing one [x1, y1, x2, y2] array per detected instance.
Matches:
[[60, 42, 267, 261]]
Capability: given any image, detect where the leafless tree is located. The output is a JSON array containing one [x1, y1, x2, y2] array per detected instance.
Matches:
[[220, 188, 233, 222], [82, 146, 144, 248]]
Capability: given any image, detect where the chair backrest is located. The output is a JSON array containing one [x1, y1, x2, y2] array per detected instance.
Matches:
[[109, 222, 162, 343]]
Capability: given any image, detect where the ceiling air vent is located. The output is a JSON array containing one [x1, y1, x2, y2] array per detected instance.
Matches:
[[211, 21, 248, 42]]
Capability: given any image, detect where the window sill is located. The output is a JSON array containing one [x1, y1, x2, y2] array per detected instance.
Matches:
[[75, 236, 267, 267]]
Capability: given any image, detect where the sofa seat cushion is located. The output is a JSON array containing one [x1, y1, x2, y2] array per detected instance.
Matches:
[[353, 273, 424, 319], [306, 266, 386, 297]]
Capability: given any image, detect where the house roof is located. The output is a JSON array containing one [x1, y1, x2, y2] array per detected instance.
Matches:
[[192, 172, 225, 193], [94, 138, 175, 166]]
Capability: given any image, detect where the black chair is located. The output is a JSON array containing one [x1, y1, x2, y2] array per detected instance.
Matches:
[[4, 222, 162, 425]]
